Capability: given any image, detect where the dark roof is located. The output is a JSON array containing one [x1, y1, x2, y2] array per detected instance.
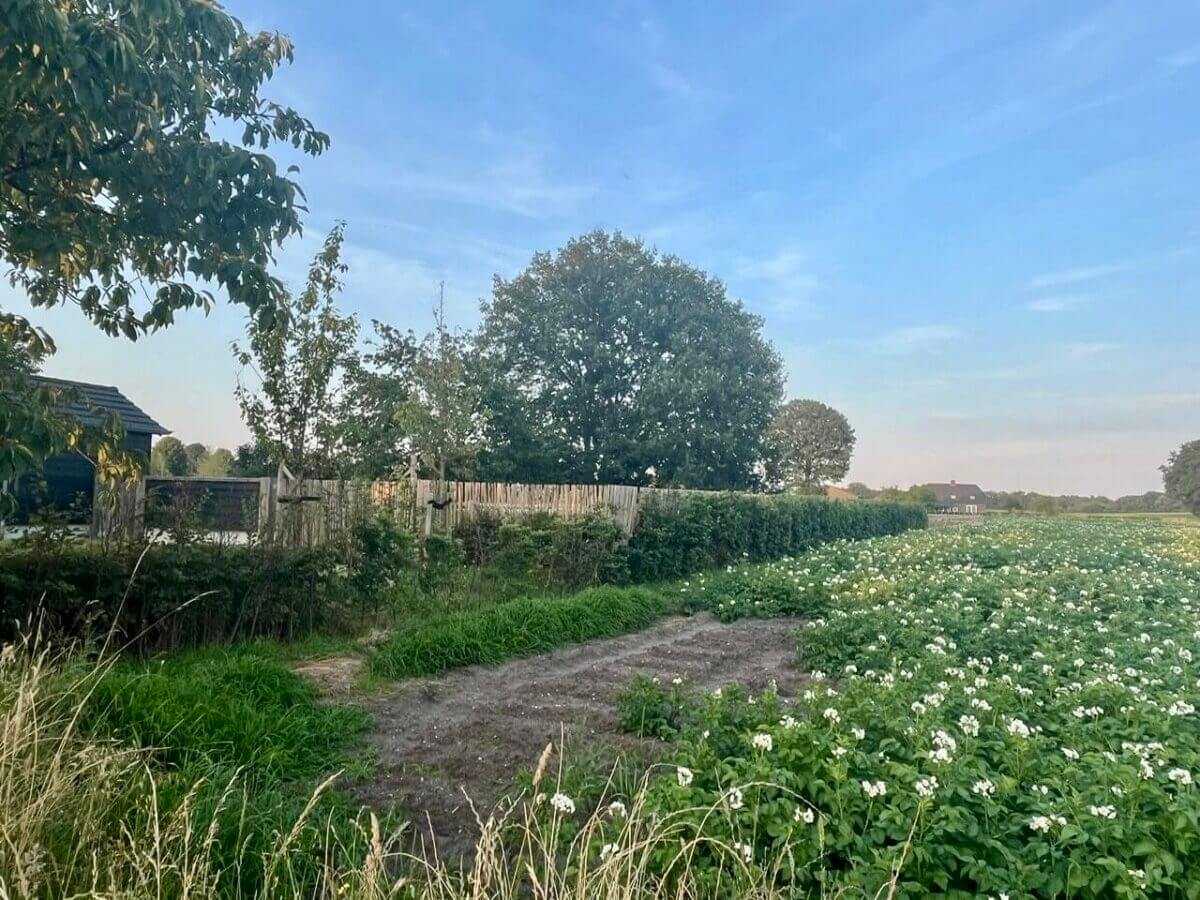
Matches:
[[926, 482, 985, 504], [33, 376, 169, 435]]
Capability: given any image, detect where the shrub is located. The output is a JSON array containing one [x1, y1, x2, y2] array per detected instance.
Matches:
[[0, 541, 349, 652], [621, 493, 925, 582], [453, 510, 505, 564], [347, 514, 414, 603], [369, 585, 670, 679]]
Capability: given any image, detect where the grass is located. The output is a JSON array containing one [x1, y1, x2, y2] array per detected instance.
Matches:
[[1, 640, 825, 898], [368, 585, 675, 680], [39, 642, 377, 897], [84, 642, 372, 779]]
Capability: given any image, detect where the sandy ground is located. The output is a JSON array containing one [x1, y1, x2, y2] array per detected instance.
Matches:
[[320, 613, 802, 859]]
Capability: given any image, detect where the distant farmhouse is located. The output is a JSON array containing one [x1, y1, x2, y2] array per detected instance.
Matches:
[[927, 481, 986, 514], [12, 377, 169, 523]]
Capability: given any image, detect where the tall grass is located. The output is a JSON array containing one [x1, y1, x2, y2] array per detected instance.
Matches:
[[368, 585, 671, 680], [2, 643, 882, 898]]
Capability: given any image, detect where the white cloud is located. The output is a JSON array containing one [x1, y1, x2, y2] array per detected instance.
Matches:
[[844, 324, 964, 355], [1162, 44, 1200, 69], [1025, 294, 1089, 313], [731, 247, 821, 319], [1061, 341, 1118, 359], [1027, 264, 1125, 289]]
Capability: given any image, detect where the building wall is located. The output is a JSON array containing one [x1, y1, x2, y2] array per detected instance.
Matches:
[[12, 431, 152, 524]]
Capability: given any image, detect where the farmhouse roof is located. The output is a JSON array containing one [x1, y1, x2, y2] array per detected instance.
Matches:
[[926, 481, 984, 503], [32, 376, 170, 435]]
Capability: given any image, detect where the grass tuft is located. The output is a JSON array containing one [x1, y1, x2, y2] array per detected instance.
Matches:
[[368, 586, 671, 680]]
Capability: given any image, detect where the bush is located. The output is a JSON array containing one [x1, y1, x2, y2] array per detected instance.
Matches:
[[348, 514, 414, 603], [0, 541, 349, 652], [620, 493, 925, 582], [369, 585, 670, 679]]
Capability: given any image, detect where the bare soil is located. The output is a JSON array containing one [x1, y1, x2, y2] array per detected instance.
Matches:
[[340, 613, 803, 860]]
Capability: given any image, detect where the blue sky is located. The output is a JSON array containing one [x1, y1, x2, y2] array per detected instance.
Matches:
[[11, 1, 1200, 496]]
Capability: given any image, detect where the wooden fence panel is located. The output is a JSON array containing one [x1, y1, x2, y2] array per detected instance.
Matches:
[[90, 473, 696, 546]]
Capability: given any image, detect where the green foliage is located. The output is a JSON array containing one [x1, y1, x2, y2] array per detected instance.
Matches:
[[79, 644, 371, 895], [150, 435, 190, 475], [585, 520, 1200, 897], [684, 564, 831, 622], [765, 398, 856, 490], [228, 440, 276, 477], [0, 541, 349, 652], [348, 514, 414, 603], [397, 297, 483, 481], [196, 447, 234, 477], [1162, 439, 1200, 516], [233, 225, 359, 478], [621, 492, 926, 582], [617, 674, 698, 739], [368, 585, 669, 679], [86, 644, 368, 780], [2, 0, 325, 507], [477, 230, 785, 489], [336, 321, 418, 478], [2, 0, 325, 337]]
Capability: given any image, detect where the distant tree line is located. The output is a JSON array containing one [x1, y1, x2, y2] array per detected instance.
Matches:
[[845, 482, 1184, 514], [226, 229, 857, 493]]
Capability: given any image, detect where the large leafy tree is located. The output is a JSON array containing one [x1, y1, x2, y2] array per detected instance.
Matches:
[[477, 231, 784, 488], [233, 225, 358, 478], [1, 0, 325, 498], [1162, 440, 1200, 516], [765, 399, 856, 491]]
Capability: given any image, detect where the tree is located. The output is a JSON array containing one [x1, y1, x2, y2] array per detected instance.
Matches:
[[2, 0, 325, 501], [477, 231, 784, 488], [1163, 440, 1200, 516], [197, 447, 234, 477], [765, 399, 856, 491], [398, 290, 483, 483], [337, 321, 419, 478], [183, 442, 209, 473], [228, 441, 275, 478], [847, 482, 879, 499], [233, 225, 358, 477], [151, 436, 190, 476]]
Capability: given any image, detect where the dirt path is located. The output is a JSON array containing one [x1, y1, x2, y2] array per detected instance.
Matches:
[[345, 613, 802, 859]]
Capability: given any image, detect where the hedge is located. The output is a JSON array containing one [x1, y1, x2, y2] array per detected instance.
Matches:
[[620, 493, 925, 583], [0, 542, 347, 652]]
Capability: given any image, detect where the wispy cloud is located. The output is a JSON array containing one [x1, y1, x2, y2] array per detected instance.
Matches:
[[843, 324, 964, 356], [1162, 44, 1200, 69], [1027, 264, 1126, 289], [732, 248, 820, 319], [369, 129, 595, 221], [1025, 294, 1090, 313], [1062, 341, 1119, 359]]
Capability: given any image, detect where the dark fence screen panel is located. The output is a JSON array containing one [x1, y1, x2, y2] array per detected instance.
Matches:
[[144, 478, 262, 532]]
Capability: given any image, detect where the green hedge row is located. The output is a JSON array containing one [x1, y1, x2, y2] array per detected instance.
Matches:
[[622, 493, 926, 583], [369, 585, 668, 679], [0, 542, 345, 652]]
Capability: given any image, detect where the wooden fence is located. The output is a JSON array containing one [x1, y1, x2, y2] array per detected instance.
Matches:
[[92, 473, 665, 546]]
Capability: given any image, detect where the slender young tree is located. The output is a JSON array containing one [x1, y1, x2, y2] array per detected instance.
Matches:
[[233, 225, 359, 477], [398, 285, 484, 485]]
